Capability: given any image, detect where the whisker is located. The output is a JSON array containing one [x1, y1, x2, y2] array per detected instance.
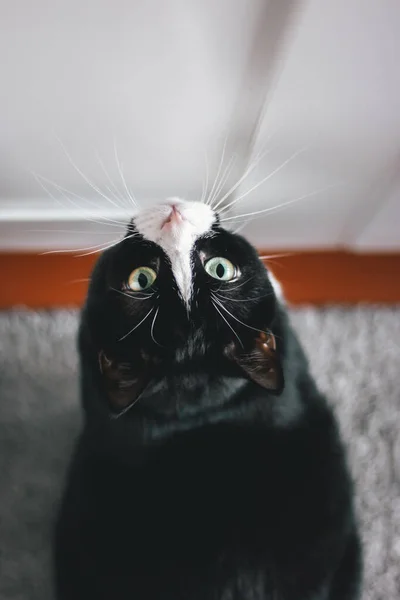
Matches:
[[118, 306, 155, 342], [55, 135, 133, 214], [41, 231, 140, 257], [30, 229, 123, 235], [109, 392, 143, 420], [220, 184, 339, 223], [95, 150, 133, 210], [212, 294, 269, 337], [33, 173, 95, 219], [212, 127, 282, 212], [40, 242, 119, 255], [74, 231, 141, 255], [150, 306, 162, 346], [259, 252, 294, 260], [217, 276, 255, 293], [200, 150, 209, 204], [211, 146, 272, 211], [40, 239, 123, 256], [232, 220, 251, 235], [110, 287, 155, 300], [113, 138, 139, 209], [33, 173, 130, 228], [260, 258, 288, 270], [213, 291, 273, 303], [66, 277, 91, 285], [208, 153, 237, 209], [205, 137, 227, 206], [113, 289, 154, 299], [217, 146, 308, 215], [211, 300, 244, 348]]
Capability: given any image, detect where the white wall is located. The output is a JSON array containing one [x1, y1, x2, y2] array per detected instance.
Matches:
[[0, 0, 399, 251]]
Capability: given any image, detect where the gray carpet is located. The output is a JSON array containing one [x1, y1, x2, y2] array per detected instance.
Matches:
[[0, 308, 399, 599]]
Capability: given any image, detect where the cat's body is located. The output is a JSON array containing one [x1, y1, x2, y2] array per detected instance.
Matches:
[[54, 199, 361, 599]]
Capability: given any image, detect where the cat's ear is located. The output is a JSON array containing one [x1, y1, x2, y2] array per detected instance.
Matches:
[[98, 351, 150, 412], [226, 331, 284, 395]]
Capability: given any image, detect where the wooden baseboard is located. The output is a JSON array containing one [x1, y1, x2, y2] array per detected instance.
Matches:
[[0, 251, 399, 309]]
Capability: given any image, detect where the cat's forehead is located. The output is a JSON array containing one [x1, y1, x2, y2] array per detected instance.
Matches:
[[132, 199, 216, 305]]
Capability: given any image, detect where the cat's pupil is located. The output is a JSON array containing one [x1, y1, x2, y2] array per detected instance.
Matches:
[[138, 273, 148, 288], [216, 263, 225, 278]]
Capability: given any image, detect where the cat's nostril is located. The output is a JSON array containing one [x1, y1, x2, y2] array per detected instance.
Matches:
[[171, 204, 183, 219], [161, 204, 184, 229]]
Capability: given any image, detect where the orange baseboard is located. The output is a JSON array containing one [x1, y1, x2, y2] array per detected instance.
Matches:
[[0, 251, 399, 309]]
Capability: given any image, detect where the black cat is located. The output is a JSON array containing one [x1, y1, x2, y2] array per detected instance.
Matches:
[[54, 199, 362, 599]]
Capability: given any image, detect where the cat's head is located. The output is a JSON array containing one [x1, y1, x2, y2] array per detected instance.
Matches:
[[83, 198, 284, 415]]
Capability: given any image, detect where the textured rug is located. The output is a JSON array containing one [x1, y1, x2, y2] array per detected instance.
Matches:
[[0, 308, 399, 599]]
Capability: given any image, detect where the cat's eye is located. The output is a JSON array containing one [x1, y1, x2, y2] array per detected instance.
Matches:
[[127, 267, 157, 291], [204, 257, 236, 281]]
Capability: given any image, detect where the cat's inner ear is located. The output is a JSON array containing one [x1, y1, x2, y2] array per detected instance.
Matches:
[[226, 331, 284, 395], [98, 351, 151, 412]]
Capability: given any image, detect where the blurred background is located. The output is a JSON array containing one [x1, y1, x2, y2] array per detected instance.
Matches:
[[0, 2, 399, 599]]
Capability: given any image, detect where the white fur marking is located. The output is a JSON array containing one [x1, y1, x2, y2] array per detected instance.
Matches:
[[133, 198, 215, 306], [268, 271, 285, 303]]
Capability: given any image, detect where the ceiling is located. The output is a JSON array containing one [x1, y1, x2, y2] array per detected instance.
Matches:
[[1, 0, 399, 250]]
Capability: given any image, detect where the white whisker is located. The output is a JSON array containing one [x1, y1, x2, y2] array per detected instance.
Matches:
[[200, 150, 209, 204], [150, 306, 162, 346], [205, 137, 227, 206], [208, 154, 237, 209], [33, 173, 130, 228], [218, 276, 255, 292], [258, 252, 294, 260], [213, 291, 273, 303], [211, 300, 244, 348], [227, 219, 253, 235], [30, 229, 123, 235], [41, 239, 123, 256], [218, 146, 308, 215], [109, 395, 143, 419], [212, 294, 269, 337], [110, 287, 154, 300], [55, 135, 133, 214], [211, 147, 272, 211], [232, 219, 251, 234], [113, 139, 138, 209], [41, 231, 140, 257], [118, 306, 155, 342], [220, 184, 339, 223], [67, 278, 91, 285], [95, 150, 133, 210]]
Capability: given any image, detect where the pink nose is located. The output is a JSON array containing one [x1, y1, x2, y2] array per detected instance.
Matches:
[[162, 204, 184, 229], [170, 204, 183, 219], [167, 204, 183, 224]]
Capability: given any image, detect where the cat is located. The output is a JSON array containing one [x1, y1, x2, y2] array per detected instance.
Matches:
[[54, 198, 362, 599]]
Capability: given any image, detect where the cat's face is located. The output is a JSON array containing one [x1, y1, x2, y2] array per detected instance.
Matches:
[[84, 198, 283, 413]]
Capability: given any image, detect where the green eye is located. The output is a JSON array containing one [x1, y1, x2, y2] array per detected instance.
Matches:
[[127, 267, 157, 291], [204, 257, 236, 281]]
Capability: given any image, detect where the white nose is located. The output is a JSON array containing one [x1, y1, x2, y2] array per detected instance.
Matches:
[[133, 199, 216, 306]]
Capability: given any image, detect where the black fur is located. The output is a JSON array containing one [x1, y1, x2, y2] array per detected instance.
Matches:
[[54, 223, 362, 599]]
